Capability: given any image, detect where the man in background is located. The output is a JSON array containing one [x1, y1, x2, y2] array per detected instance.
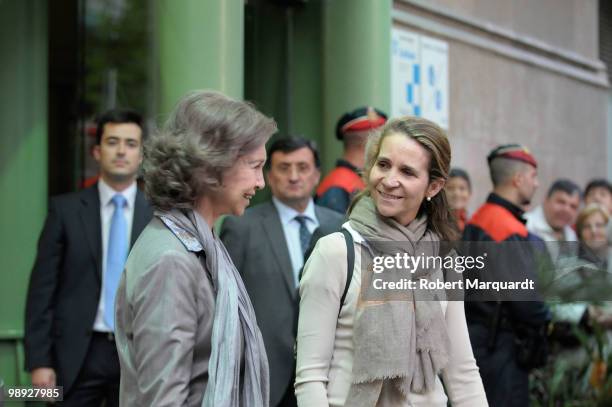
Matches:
[[584, 178, 612, 214], [25, 109, 153, 406], [221, 137, 343, 407], [315, 106, 387, 214], [463, 144, 550, 407], [525, 179, 580, 260]]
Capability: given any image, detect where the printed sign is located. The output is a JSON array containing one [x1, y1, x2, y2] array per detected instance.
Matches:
[[391, 28, 449, 129]]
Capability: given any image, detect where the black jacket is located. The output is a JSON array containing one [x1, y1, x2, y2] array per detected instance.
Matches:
[[220, 202, 343, 406], [24, 184, 152, 393], [463, 193, 550, 330], [462, 193, 550, 407]]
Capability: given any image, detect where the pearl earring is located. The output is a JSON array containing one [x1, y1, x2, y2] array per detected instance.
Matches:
[[426, 196, 432, 202]]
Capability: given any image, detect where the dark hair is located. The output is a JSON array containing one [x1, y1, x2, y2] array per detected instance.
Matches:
[[265, 136, 320, 169], [585, 179, 612, 197], [449, 167, 471, 191], [547, 179, 581, 199], [95, 109, 144, 145], [349, 116, 459, 241]]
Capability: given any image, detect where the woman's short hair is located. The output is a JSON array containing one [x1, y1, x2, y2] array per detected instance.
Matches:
[[143, 90, 277, 210], [576, 203, 609, 240], [350, 116, 458, 241]]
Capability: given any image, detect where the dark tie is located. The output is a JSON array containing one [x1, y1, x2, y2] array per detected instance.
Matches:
[[104, 194, 128, 331], [295, 215, 312, 256]]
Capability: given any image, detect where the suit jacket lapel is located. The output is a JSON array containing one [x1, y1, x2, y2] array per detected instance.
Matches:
[[131, 188, 151, 247], [260, 203, 296, 298], [79, 185, 102, 281]]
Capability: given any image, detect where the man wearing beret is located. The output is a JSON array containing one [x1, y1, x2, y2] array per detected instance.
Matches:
[[462, 144, 551, 407], [315, 106, 387, 214]]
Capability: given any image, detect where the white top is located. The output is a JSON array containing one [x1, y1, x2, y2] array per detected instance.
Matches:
[[525, 205, 578, 260], [93, 178, 136, 332], [272, 197, 319, 287], [295, 224, 488, 407]]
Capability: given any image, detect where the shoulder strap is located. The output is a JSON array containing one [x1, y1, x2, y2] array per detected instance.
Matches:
[[339, 228, 354, 315]]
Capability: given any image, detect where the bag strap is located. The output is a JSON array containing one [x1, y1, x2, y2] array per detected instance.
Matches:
[[339, 228, 354, 316]]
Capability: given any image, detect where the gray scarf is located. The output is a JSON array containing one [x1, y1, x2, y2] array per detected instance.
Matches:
[[158, 209, 269, 407], [345, 196, 450, 406]]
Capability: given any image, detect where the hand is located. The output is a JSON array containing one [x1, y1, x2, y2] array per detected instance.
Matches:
[[31, 367, 56, 387]]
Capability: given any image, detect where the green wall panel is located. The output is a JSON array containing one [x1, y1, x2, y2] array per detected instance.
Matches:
[[0, 0, 48, 395], [322, 0, 392, 171], [155, 0, 244, 119]]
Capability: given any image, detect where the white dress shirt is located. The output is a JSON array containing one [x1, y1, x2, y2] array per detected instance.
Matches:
[[272, 197, 320, 287], [525, 205, 578, 260], [93, 179, 137, 332]]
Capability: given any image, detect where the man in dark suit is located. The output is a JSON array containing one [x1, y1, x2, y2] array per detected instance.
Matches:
[[25, 109, 153, 406], [221, 137, 344, 407]]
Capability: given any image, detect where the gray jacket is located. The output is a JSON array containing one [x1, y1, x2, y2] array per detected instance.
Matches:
[[115, 217, 216, 406]]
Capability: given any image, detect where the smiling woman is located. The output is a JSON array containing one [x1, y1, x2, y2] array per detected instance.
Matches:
[[295, 116, 488, 407], [113, 90, 277, 406], [351, 117, 458, 241]]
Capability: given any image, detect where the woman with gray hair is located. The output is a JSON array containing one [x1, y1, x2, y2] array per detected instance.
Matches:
[[114, 90, 276, 406]]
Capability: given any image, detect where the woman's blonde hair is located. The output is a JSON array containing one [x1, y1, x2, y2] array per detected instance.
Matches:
[[576, 203, 609, 240]]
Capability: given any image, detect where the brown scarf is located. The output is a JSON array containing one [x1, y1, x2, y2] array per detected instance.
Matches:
[[345, 196, 450, 406]]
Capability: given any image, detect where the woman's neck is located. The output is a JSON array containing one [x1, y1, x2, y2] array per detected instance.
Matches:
[[194, 197, 218, 229]]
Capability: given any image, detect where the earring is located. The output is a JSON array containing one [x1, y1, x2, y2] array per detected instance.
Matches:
[[426, 196, 432, 202]]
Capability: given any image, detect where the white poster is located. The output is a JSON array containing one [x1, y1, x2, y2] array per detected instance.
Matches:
[[390, 28, 449, 129], [391, 29, 420, 118], [420, 36, 449, 129]]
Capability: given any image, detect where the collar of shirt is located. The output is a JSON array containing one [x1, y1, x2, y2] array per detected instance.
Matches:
[[525, 205, 577, 241], [526, 205, 552, 234], [272, 196, 319, 228], [487, 192, 525, 223], [98, 178, 137, 209], [336, 158, 360, 173]]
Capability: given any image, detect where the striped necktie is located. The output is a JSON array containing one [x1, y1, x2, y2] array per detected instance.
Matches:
[[295, 215, 312, 256]]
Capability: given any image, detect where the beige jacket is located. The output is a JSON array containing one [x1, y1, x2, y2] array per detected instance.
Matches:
[[115, 217, 216, 406], [295, 225, 488, 407]]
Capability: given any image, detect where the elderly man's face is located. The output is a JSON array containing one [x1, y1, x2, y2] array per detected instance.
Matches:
[[543, 190, 580, 231], [266, 147, 320, 211]]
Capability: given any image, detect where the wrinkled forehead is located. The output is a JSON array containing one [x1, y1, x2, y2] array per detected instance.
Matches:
[[548, 190, 580, 205], [378, 133, 430, 168], [270, 147, 316, 167]]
